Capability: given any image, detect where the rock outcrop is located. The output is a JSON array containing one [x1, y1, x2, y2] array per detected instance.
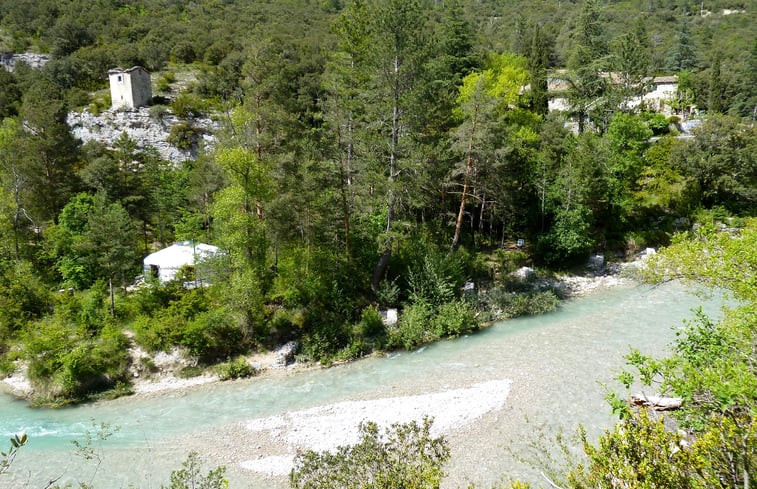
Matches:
[[0, 52, 50, 71], [67, 107, 218, 164]]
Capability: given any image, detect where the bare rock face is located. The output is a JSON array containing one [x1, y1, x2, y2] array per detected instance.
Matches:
[[0, 52, 50, 71], [67, 107, 218, 164]]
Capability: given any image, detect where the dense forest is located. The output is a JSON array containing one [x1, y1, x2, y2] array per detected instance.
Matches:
[[0, 0, 754, 404], [0, 0, 755, 487]]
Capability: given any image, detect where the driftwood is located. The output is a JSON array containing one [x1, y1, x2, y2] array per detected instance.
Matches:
[[630, 393, 683, 411]]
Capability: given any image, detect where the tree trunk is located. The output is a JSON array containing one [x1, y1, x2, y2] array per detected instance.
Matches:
[[372, 54, 401, 292], [108, 273, 116, 317], [450, 104, 478, 253]]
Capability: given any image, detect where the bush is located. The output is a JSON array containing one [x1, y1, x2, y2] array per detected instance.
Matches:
[[537, 207, 594, 266], [178, 308, 244, 361], [167, 121, 201, 150], [88, 93, 111, 115], [358, 306, 385, 339], [292, 418, 449, 489], [215, 356, 256, 380], [300, 316, 351, 362], [433, 300, 478, 338], [491, 289, 560, 319], [643, 112, 670, 135], [170, 92, 205, 118], [388, 302, 435, 350], [334, 338, 370, 362], [132, 313, 182, 352], [177, 365, 203, 378], [156, 72, 176, 92], [497, 249, 529, 274], [23, 320, 129, 400]]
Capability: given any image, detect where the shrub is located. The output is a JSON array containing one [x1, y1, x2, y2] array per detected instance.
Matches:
[[433, 300, 478, 338], [177, 365, 203, 378], [334, 338, 369, 362], [132, 313, 182, 352], [300, 313, 351, 362], [170, 92, 205, 118], [358, 306, 385, 339], [497, 249, 529, 274], [407, 256, 456, 307], [291, 418, 449, 489], [149, 104, 169, 123], [537, 207, 594, 266], [178, 308, 244, 361], [167, 121, 201, 150], [23, 320, 129, 399], [388, 302, 435, 350], [644, 112, 670, 135], [156, 71, 176, 92], [88, 93, 111, 115], [491, 290, 560, 319], [215, 356, 256, 380]]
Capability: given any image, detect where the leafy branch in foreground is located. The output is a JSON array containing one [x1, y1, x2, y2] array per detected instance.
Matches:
[[164, 451, 228, 489], [290, 417, 449, 489], [0, 432, 26, 476]]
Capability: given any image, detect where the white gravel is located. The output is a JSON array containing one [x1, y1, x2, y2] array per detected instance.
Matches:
[[239, 379, 512, 476]]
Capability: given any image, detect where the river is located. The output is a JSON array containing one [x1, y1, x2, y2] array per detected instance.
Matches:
[[0, 282, 724, 488]]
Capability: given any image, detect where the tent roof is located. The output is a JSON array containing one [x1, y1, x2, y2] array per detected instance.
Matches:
[[143, 242, 220, 268]]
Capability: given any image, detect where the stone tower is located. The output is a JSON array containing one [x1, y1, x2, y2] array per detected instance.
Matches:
[[108, 66, 152, 110]]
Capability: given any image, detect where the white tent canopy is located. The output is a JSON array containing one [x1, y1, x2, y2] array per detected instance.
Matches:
[[143, 241, 221, 283]]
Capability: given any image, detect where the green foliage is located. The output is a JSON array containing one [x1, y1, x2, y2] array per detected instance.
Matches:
[[537, 207, 594, 266], [606, 220, 757, 488], [357, 306, 386, 340], [567, 410, 723, 489], [489, 289, 560, 319], [407, 256, 456, 307], [388, 302, 435, 350], [170, 92, 207, 118], [22, 318, 129, 400], [215, 356, 256, 381], [432, 300, 477, 338], [0, 260, 52, 346], [164, 451, 228, 489], [0, 432, 27, 476], [291, 417, 449, 489], [167, 121, 202, 151], [497, 249, 529, 275], [180, 308, 245, 362]]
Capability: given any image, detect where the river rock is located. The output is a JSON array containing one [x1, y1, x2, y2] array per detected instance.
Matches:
[[380, 308, 398, 326], [272, 341, 299, 368], [587, 254, 605, 274], [513, 266, 535, 280], [640, 247, 656, 260]]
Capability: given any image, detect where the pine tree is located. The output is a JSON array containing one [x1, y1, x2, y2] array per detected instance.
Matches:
[[708, 55, 725, 114], [528, 24, 550, 116], [667, 13, 697, 72]]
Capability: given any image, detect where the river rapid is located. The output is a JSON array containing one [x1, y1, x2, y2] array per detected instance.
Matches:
[[0, 282, 724, 489]]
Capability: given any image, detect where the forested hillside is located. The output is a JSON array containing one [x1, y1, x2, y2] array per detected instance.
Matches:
[[0, 0, 754, 406]]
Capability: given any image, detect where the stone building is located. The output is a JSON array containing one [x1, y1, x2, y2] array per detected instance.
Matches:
[[108, 66, 152, 110]]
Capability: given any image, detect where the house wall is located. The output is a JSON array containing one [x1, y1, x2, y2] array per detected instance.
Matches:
[[109, 68, 152, 110], [129, 69, 152, 108]]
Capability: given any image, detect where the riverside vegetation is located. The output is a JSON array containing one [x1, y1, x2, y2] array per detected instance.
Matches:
[[0, 0, 754, 486]]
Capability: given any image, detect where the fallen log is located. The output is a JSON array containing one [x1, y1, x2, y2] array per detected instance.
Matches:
[[630, 393, 682, 411]]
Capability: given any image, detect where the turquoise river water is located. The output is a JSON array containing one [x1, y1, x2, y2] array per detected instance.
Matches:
[[0, 282, 725, 488]]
